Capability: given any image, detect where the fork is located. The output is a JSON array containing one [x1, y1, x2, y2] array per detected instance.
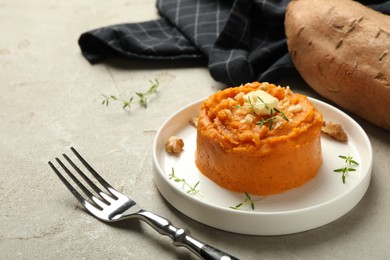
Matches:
[[48, 147, 238, 260]]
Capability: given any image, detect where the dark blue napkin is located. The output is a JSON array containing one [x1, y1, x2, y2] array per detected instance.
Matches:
[[79, 0, 390, 86]]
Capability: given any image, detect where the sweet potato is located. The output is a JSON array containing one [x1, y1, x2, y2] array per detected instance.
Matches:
[[285, 0, 390, 131]]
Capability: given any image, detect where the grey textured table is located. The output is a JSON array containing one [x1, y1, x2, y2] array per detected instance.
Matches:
[[1, 0, 389, 259]]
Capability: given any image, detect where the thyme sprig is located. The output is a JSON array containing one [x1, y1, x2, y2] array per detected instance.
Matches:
[[257, 96, 269, 110], [101, 95, 134, 109], [255, 96, 289, 129], [233, 96, 265, 114], [136, 79, 159, 108], [101, 79, 159, 110], [234, 94, 289, 130], [230, 192, 255, 210], [169, 168, 203, 198], [256, 108, 289, 130], [334, 155, 359, 183]]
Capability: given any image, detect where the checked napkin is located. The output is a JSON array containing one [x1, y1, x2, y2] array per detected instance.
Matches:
[[79, 0, 390, 86]]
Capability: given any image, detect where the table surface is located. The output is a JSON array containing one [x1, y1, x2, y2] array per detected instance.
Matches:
[[1, 0, 389, 259]]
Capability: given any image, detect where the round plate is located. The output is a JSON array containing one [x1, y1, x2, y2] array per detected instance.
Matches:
[[152, 98, 372, 235]]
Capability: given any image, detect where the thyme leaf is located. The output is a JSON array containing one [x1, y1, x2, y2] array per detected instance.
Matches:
[[136, 79, 159, 108], [333, 155, 359, 183], [257, 96, 269, 110], [230, 192, 255, 210], [169, 168, 203, 198], [101, 79, 159, 110], [252, 96, 289, 129], [234, 97, 289, 130], [101, 95, 135, 109], [255, 107, 289, 130]]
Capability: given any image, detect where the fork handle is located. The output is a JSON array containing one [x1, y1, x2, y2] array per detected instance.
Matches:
[[136, 210, 239, 260]]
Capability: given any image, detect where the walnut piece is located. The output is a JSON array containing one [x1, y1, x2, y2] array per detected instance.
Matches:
[[165, 136, 184, 154], [189, 117, 199, 128], [321, 121, 348, 142]]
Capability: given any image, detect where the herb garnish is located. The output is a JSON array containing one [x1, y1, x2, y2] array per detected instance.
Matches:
[[234, 95, 266, 114], [101, 95, 134, 109], [136, 79, 159, 108], [333, 155, 359, 183], [101, 79, 159, 109], [257, 96, 269, 110], [230, 192, 255, 210], [254, 95, 289, 129], [169, 168, 203, 198], [256, 108, 289, 130], [234, 94, 289, 130]]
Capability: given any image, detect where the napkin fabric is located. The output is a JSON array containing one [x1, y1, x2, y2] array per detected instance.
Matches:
[[79, 0, 390, 86]]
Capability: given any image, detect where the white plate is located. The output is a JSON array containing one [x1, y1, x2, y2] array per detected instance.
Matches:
[[152, 98, 372, 235]]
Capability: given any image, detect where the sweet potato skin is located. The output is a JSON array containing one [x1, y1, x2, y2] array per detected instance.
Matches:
[[285, 0, 390, 131]]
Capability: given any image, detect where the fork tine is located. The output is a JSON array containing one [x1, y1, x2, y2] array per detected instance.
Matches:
[[61, 153, 114, 204], [49, 160, 107, 217], [55, 157, 108, 209], [70, 147, 119, 198], [48, 160, 95, 209]]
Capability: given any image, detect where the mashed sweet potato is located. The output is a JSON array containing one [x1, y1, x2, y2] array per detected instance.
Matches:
[[195, 82, 323, 195]]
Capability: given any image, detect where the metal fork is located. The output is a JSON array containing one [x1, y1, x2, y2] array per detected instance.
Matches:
[[48, 147, 238, 260]]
